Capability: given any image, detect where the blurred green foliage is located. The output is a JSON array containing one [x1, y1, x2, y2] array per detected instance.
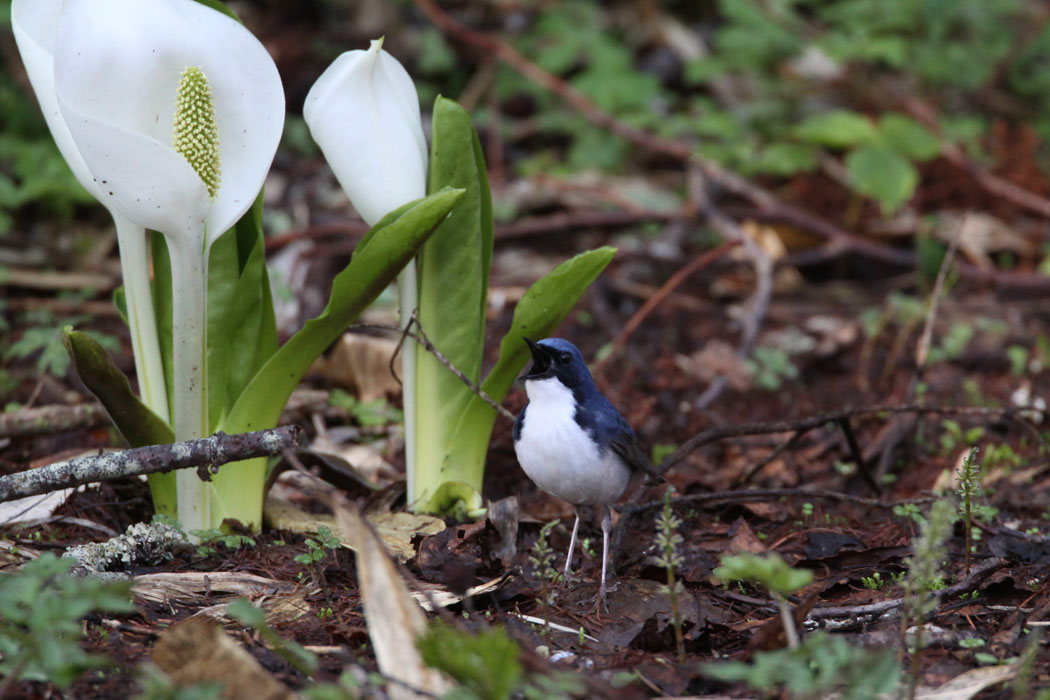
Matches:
[[1, 0, 94, 235], [403, 0, 1050, 215], [0, 69, 96, 235]]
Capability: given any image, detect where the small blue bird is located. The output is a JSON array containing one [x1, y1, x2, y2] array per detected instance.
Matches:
[[513, 337, 658, 602]]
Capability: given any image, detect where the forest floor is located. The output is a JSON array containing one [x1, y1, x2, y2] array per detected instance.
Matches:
[[4, 3, 1050, 699]]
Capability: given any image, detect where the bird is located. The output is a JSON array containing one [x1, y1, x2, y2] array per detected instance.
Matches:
[[513, 337, 659, 603]]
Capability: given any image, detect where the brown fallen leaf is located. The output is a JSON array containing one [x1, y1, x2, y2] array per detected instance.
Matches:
[[151, 617, 293, 700], [330, 494, 450, 700], [914, 664, 1017, 700], [264, 479, 445, 562]]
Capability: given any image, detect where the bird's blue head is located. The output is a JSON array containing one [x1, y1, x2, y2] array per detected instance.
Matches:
[[521, 337, 594, 393]]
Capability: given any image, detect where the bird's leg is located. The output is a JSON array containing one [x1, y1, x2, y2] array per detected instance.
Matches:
[[562, 509, 581, 582], [598, 504, 612, 605]]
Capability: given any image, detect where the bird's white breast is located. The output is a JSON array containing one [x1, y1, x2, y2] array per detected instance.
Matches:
[[515, 377, 631, 506]]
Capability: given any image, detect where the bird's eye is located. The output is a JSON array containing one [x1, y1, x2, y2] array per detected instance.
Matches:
[[559, 352, 571, 364]]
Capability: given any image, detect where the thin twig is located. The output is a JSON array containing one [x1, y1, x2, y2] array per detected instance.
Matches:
[[597, 239, 739, 372], [621, 486, 936, 518], [0, 403, 109, 439], [689, 167, 774, 410], [914, 216, 964, 373], [369, 316, 518, 423], [737, 429, 806, 485], [0, 426, 302, 503], [807, 557, 1003, 622], [837, 417, 878, 493], [658, 402, 1044, 475]]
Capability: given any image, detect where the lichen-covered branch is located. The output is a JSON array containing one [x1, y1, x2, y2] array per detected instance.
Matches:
[[0, 426, 301, 503]]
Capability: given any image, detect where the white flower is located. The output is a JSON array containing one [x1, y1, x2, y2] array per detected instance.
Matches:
[[304, 38, 427, 225], [52, 0, 285, 245]]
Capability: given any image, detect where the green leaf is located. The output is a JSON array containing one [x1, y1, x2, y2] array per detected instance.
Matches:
[[411, 98, 494, 506], [63, 328, 176, 516], [714, 553, 813, 595], [429, 247, 616, 508], [880, 114, 941, 161], [151, 231, 175, 421], [794, 110, 879, 148], [753, 142, 819, 176], [62, 329, 174, 448], [208, 189, 460, 528], [845, 146, 918, 214], [418, 622, 522, 700], [220, 188, 463, 436], [205, 191, 278, 430]]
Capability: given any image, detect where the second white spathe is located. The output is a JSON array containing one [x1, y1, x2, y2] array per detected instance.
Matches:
[[304, 38, 428, 226]]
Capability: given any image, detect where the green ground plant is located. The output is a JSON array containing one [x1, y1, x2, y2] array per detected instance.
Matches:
[[900, 497, 957, 700], [0, 553, 135, 693], [708, 553, 899, 699], [655, 488, 686, 659]]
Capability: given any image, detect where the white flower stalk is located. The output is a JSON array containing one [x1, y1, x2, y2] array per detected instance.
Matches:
[[51, 0, 284, 531], [304, 38, 428, 502], [12, 0, 168, 424]]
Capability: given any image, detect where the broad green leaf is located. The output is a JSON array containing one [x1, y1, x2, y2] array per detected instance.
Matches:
[[208, 189, 460, 528], [794, 110, 879, 148], [754, 142, 818, 176], [62, 330, 174, 447], [62, 329, 178, 515], [879, 114, 941, 161], [714, 553, 813, 594], [220, 188, 463, 436], [427, 246, 616, 509], [411, 98, 493, 507], [206, 191, 278, 430], [845, 146, 918, 215]]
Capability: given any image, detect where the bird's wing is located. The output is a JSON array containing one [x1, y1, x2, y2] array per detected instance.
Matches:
[[512, 403, 527, 441], [584, 398, 663, 482]]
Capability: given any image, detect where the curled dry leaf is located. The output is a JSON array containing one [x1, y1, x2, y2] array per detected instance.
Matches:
[[329, 495, 451, 700]]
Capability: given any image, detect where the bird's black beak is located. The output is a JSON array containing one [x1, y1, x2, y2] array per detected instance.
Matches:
[[521, 337, 554, 381]]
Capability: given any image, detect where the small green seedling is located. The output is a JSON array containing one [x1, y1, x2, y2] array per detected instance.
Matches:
[[0, 553, 135, 691]]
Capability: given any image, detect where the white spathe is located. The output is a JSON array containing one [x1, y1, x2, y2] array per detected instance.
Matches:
[[12, 0, 99, 200], [304, 38, 427, 503], [12, 0, 171, 422], [52, 0, 285, 246], [303, 38, 428, 226]]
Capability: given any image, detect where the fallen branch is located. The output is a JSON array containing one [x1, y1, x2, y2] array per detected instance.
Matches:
[[0, 403, 109, 439], [807, 556, 1003, 621], [658, 403, 1044, 475], [622, 486, 936, 518], [0, 426, 302, 503]]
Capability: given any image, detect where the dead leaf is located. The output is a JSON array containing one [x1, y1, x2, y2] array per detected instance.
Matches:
[[330, 495, 450, 700], [727, 518, 767, 554], [412, 573, 513, 612], [675, 340, 752, 390], [264, 479, 444, 562], [312, 332, 401, 401], [914, 664, 1017, 700], [152, 618, 293, 700], [936, 211, 1034, 270]]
